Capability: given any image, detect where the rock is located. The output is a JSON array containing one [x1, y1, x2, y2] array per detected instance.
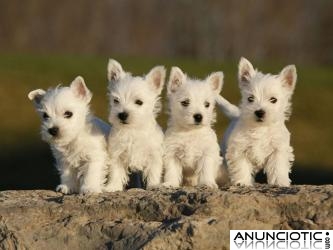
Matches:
[[0, 185, 332, 249]]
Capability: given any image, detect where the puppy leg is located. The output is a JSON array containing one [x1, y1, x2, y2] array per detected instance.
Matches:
[[265, 149, 292, 187], [104, 160, 128, 192], [144, 154, 163, 188], [80, 154, 106, 194], [163, 157, 182, 187], [197, 156, 218, 188], [56, 166, 78, 194], [227, 156, 254, 186]]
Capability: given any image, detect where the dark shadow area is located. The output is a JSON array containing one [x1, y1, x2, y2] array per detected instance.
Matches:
[[0, 143, 59, 191], [0, 143, 332, 191], [126, 171, 144, 189], [255, 164, 333, 185]]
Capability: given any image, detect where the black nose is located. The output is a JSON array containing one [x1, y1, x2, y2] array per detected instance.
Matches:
[[118, 112, 129, 121], [48, 127, 59, 136], [193, 113, 203, 123], [254, 109, 265, 118]]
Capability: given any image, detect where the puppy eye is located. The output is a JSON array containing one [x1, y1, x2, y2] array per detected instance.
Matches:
[[204, 101, 210, 108], [43, 112, 49, 120], [270, 97, 277, 104], [113, 98, 119, 104], [181, 99, 190, 107], [248, 96, 254, 103], [135, 99, 143, 106], [64, 111, 73, 118]]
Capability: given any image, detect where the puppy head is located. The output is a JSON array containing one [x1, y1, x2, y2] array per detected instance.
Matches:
[[28, 76, 92, 145], [238, 57, 297, 125], [167, 66, 223, 129], [107, 59, 166, 128]]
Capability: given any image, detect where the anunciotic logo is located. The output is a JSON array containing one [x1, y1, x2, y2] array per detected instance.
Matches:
[[230, 230, 332, 250]]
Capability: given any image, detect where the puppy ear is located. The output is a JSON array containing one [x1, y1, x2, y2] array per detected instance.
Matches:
[[28, 89, 46, 106], [70, 76, 92, 103], [279, 65, 297, 92], [146, 66, 166, 95], [107, 59, 124, 82], [238, 57, 255, 86], [207, 71, 224, 94], [168, 67, 186, 94]]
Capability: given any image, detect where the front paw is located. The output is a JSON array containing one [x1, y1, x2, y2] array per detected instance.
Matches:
[[272, 179, 291, 187], [162, 182, 179, 188], [200, 182, 218, 189], [146, 180, 161, 189], [103, 183, 123, 192], [80, 184, 102, 194], [56, 184, 72, 194], [146, 184, 161, 190], [233, 182, 253, 187]]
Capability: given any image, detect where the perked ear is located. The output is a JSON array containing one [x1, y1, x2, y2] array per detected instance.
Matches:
[[238, 57, 255, 86], [107, 59, 125, 82], [70, 76, 92, 103], [167, 66, 186, 94], [146, 66, 166, 95], [28, 89, 46, 106], [279, 65, 297, 92], [207, 71, 224, 94]]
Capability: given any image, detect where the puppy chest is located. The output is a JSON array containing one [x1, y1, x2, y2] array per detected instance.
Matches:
[[170, 142, 203, 168], [119, 139, 161, 171], [63, 152, 89, 170], [244, 139, 274, 167], [121, 149, 146, 171]]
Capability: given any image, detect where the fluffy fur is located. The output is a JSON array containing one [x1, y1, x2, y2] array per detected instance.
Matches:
[[216, 57, 297, 187], [104, 59, 165, 191], [28, 76, 110, 194], [163, 67, 225, 188]]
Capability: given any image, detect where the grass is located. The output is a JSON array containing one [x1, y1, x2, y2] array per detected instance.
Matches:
[[0, 53, 332, 189]]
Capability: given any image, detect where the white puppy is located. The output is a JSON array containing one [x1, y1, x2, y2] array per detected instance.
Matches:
[[28, 76, 110, 194], [104, 59, 165, 191], [216, 57, 297, 187], [163, 67, 224, 188]]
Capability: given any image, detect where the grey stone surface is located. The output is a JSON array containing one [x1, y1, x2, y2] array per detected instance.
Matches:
[[0, 185, 332, 250]]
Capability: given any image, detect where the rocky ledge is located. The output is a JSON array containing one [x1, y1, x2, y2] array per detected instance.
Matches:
[[0, 185, 332, 249]]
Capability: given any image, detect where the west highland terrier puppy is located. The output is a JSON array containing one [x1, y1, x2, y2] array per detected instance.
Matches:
[[104, 59, 165, 191], [28, 76, 110, 194], [216, 57, 297, 187], [163, 67, 224, 188]]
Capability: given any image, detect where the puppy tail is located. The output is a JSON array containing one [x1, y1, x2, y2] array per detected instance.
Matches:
[[215, 95, 240, 120], [92, 116, 112, 137]]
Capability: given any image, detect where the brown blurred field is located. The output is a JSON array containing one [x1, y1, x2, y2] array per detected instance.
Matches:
[[0, 53, 332, 189]]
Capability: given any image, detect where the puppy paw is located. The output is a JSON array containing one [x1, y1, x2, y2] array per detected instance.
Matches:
[[234, 182, 253, 187], [162, 182, 179, 188], [80, 185, 102, 194], [208, 182, 218, 189], [56, 184, 72, 194], [273, 180, 291, 187], [103, 184, 123, 192], [200, 182, 218, 189], [146, 184, 160, 190]]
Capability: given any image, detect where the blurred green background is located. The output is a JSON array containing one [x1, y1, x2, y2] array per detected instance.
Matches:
[[0, 0, 332, 190]]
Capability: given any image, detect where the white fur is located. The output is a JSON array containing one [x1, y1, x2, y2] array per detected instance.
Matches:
[[216, 57, 297, 187], [104, 59, 165, 191], [28, 76, 110, 194], [163, 67, 224, 188]]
